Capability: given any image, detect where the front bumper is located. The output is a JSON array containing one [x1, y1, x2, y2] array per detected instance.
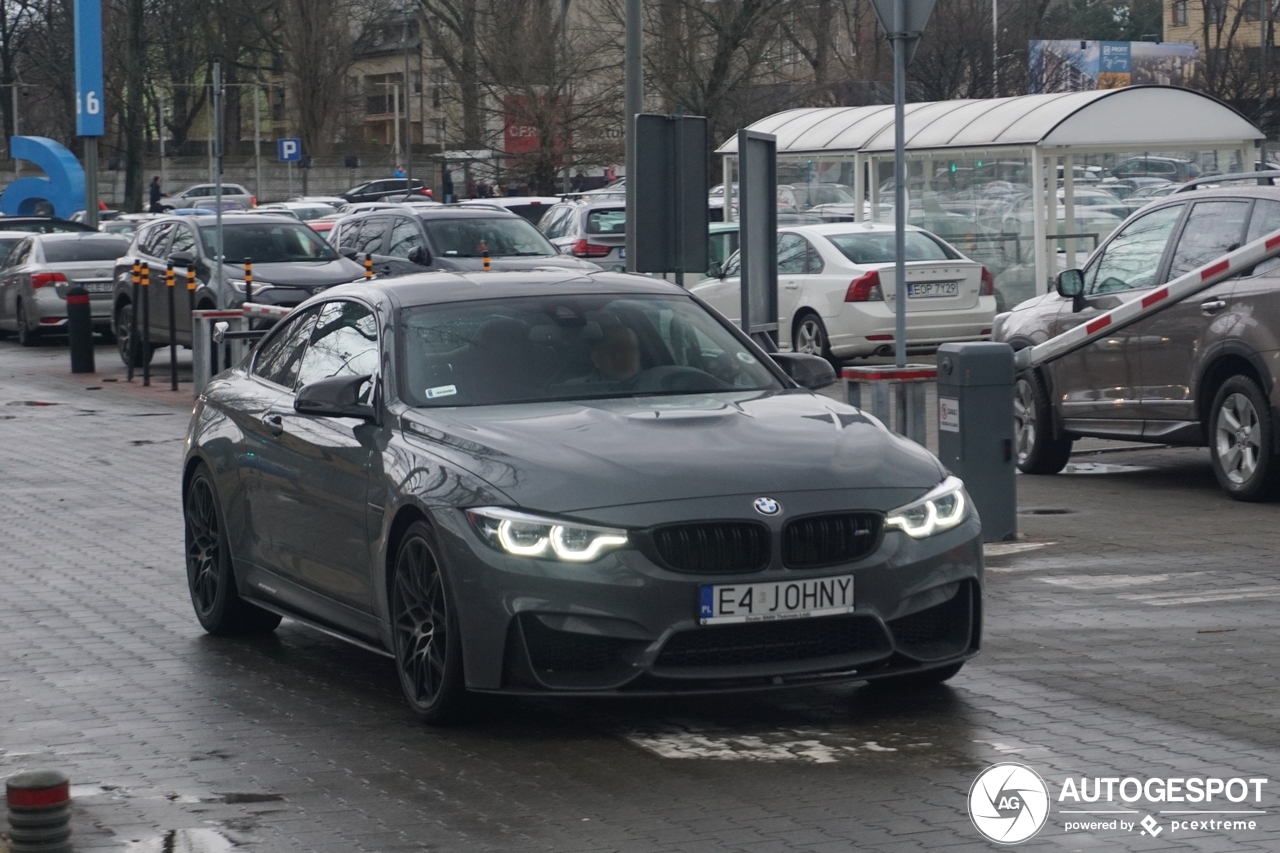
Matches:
[[432, 505, 982, 695]]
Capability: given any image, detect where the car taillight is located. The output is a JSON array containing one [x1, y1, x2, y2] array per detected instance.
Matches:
[[250, 195, 257, 207], [31, 272, 67, 289], [572, 239, 612, 258], [844, 270, 883, 302], [980, 266, 995, 296]]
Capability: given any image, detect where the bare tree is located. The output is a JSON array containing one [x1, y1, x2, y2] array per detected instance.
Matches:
[[418, 0, 485, 147], [276, 0, 358, 154]]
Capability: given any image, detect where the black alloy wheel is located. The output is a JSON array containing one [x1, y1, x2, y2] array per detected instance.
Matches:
[[392, 521, 465, 723], [184, 464, 281, 635], [16, 301, 39, 347]]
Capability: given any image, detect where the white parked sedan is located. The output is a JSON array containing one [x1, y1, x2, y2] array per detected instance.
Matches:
[[690, 223, 997, 359]]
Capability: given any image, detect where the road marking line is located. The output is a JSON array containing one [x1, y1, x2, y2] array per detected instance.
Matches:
[[1119, 587, 1280, 606], [1039, 572, 1207, 590], [984, 541, 1055, 557]]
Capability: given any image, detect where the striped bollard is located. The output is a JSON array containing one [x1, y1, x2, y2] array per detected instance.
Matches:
[[6, 769, 73, 853]]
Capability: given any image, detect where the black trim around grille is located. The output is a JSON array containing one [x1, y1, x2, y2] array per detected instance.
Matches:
[[649, 522, 770, 574], [782, 512, 882, 568], [887, 581, 975, 661], [655, 615, 890, 670]]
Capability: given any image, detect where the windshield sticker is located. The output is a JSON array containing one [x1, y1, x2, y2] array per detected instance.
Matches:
[[425, 384, 457, 399]]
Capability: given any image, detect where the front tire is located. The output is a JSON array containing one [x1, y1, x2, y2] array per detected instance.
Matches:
[[792, 311, 833, 361], [1014, 372, 1072, 475], [115, 302, 154, 368], [391, 521, 466, 724], [184, 464, 282, 635], [1209, 375, 1280, 501]]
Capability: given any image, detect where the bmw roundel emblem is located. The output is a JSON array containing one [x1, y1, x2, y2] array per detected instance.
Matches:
[[753, 497, 780, 516]]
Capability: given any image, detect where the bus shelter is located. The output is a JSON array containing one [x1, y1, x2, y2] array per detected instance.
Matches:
[[716, 86, 1263, 307]]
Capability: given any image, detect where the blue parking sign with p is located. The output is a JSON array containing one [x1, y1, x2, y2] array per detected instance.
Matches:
[[278, 139, 302, 162]]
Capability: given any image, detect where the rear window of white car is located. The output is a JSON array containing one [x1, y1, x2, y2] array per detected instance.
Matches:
[[826, 232, 959, 264], [586, 209, 626, 234]]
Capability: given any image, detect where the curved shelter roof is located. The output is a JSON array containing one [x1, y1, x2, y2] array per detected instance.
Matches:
[[715, 87, 1262, 156]]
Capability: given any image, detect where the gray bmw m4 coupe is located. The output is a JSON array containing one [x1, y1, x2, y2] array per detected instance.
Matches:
[[183, 269, 982, 722]]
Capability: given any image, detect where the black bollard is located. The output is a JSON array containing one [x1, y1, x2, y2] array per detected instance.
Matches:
[[6, 769, 73, 853], [141, 264, 151, 387], [364, 253, 373, 279], [166, 263, 178, 391], [67, 285, 95, 374], [127, 260, 140, 382]]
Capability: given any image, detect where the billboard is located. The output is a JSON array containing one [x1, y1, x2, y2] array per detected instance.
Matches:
[[1028, 41, 1198, 94]]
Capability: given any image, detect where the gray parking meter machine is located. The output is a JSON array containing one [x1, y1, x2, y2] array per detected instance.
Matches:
[[936, 342, 1016, 543]]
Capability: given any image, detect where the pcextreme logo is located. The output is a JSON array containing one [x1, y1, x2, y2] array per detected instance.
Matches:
[[968, 763, 1269, 844]]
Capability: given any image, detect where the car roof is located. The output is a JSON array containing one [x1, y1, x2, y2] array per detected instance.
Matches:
[[459, 197, 563, 207], [0, 230, 34, 238], [152, 213, 301, 226], [31, 231, 129, 241], [779, 222, 927, 236], [308, 269, 685, 310], [1166, 184, 1280, 201]]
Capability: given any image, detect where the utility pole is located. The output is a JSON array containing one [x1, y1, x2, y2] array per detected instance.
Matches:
[[992, 0, 998, 96], [11, 83, 19, 178], [253, 80, 262, 202], [624, 0, 642, 271], [403, 2, 413, 194], [158, 89, 167, 194], [213, 59, 225, 305], [892, 0, 907, 367], [1263, 0, 1272, 166]]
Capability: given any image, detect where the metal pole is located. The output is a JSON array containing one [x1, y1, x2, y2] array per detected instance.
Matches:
[[992, 0, 998, 96], [253, 81, 262, 202], [128, 260, 139, 382], [167, 263, 177, 390], [141, 264, 151, 387], [1263, 0, 1271, 166], [11, 83, 19, 178], [288, 161, 293, 199], [404, 5, 413, 194], [213, 60, 225, 308], [84, 137, 99, 229], [892, 0, 907, 368], [159, 90, 167, 196], [393, 83, 401, 164], [624, 0, 642, 272]]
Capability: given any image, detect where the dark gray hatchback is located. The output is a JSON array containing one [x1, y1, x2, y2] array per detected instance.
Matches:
[[183, 270, 982, 722]]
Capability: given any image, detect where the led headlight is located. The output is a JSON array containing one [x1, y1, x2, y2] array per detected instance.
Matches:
[[227, 279, 274, 295], [885, 476, 968, 539], [466, 507, 628, 562]]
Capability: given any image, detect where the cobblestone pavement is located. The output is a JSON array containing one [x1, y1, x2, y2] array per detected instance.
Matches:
[[2, 339, 1278, 852]]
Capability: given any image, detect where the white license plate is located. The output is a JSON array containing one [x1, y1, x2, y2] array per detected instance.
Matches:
[[82, 282, 113, 293], [907, 281, 958, 298], [698, 575, 854, 625]]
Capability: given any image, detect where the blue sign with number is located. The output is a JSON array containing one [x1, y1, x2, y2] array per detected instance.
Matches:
[[278, 138, 302, 162], [73, 0, 104, 137]]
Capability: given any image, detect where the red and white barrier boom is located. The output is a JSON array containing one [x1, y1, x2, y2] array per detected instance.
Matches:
[[241, 301, 293, 320], [1015, 228, 1280, 371]]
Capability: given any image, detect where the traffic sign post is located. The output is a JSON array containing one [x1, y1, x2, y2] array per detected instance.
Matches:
[[868, 0, 937, 369], [73, 0, 104, 228], [278, 138, 301, 200]]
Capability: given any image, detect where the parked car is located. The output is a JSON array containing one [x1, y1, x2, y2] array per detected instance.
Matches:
[[1110, 157, 1202, 183], [157, 183, 256, 212], [539, 198, 627, 268], [692, 223, 996, 360], [287, 195, 347, 210], [994, 185, 1280, 500], [181, 269, 982, 722], [456, 196, 562, 225], [340, 179, 429, 204], [328, 206, 597, 278], [110, 213, 366, 367], [254, 202, 339, 222], [0, 216, 95, 233], [0, 232, 132, 345], [0, 230, 34, 264]]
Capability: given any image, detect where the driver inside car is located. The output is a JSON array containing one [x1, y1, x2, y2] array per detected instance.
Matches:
[[588, 324, 641, 382]]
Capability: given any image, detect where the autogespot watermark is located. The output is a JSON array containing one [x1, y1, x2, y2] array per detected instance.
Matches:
[[968, 763, 1269, 844]]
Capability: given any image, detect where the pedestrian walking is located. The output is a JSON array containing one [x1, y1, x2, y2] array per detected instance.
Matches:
[[148, 176, 163, 213]]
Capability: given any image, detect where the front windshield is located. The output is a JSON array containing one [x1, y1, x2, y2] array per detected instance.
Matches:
[[400, 293, 783, 407], [199, 222, 338, 263], [421, 216, 557, 258]]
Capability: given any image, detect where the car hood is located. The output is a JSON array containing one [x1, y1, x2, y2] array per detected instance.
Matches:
[[433, 255, 598, 273], [239, 258, 367, 288], [399, 390, 946, 514]]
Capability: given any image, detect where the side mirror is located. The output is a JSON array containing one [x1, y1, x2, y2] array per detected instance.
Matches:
[[169, 250, 196, 268], [1057, 268, 1087, 312], [294, 374, 377, 421], [407, 245, 432, 266], [771, 352, 837, 390], [707, 261, 722, 279], [340, 246, 359, 261]]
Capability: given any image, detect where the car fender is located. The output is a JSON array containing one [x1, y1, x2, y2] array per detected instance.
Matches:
[[1195, 339, 1280, 449]]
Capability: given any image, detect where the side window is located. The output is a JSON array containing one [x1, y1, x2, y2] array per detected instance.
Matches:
[[140, 223, 175, 257], [1165, 200, 1250, 281], [805, 238, 825, 274], [387, 218, 426, 258], [5, 239, 30, 267], [1246, 199, 1280, 275], [777, 233, 807, 274], [723, 250, 741, 278], [540, 205, 570, 239], [168, 225, 197, 257], [1086, 204, 1183, 294], [295, 301, 380, 392], [355, 217, 390, 254], [252, 308, 320, 389]]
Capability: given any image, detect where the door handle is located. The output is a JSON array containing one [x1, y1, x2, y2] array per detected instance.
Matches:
[[784, 282, 799, 289], [1201, 299, 1227, 314], [263, 414, 284, 436]]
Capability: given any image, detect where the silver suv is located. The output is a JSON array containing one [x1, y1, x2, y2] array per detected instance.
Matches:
[[994, 184, 1280, 501], [539, 198, 626, 268]]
